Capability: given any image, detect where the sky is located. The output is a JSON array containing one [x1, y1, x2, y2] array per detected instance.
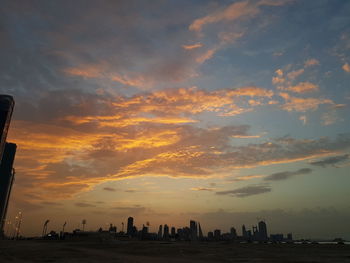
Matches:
[[1, 0, 350, 239]]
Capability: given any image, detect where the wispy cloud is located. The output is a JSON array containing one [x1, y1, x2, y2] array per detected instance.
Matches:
[[189, 0, 291, 32], [310, 154, 349, 168], [216, 185, 271, 198], [264, 168, 312, 181]]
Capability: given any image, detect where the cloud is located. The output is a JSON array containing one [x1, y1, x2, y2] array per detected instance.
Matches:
[[103, 187, 116, 192], [182, 43, 203, 50], [299, 115, 307, 125], [229, 174, 264, 181], [285, 82, 319, 94], [189, 0, 291, 32], [216, 185, 271, 197], [309, 154, 349, 167], [342, 62, 350, 73], [287, 69, 304, 80], [190, 187, 215, 192], [75, 202, 96, 208], [305, 58, 320, 67], [279, 92, 334, 112], [264, 168, 312, 181]]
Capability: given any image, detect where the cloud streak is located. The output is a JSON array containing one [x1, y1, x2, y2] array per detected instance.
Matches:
[[310, 154, 349, 167], [264, 168, 312, 181], [216, 185, 271, 197]]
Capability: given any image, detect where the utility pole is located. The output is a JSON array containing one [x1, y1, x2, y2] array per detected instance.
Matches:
[[15, 212, 22, 239]]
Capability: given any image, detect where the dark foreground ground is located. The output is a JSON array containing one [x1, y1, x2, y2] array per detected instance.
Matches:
[[0, 240, 350, 263]]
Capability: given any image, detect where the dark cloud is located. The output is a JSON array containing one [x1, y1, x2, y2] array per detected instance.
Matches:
[[75, 202, 96, 208], [103, 187, 116, 192], [41, 201, 63, 206], [264, 168, 312, 181], [216, 185, 271, 198], [310, 154, 349, 167]]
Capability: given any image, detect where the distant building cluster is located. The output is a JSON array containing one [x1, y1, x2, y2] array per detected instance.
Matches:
[[45, 216, 293, 243], [0, 95, 17, 238]]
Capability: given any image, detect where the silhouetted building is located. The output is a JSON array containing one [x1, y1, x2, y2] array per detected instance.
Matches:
[[242, 224, 247, 239], [163, 224, 169, 240], [0, 142, 16, 235], [0, 95, 14, 161], [287, 233, 293, 241], [190, 220, 198, 241], [158, 225, 162, 239], [258, 221, 268, 241], [171, 227, 176, 238], [230, 227, 237, 239], [208, 231, 214, 241], [127, 217, 134, 236], [214, 229, 221, 240], [270, 234, 284, 242], [198, 223, 203, 240], [108, 224, 117, 233]]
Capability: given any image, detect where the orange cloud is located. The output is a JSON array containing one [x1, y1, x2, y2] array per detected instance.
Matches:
[[189, 0, 291, 32], [304, 58, 320, 67], [342, 62, 350, 73], [279, 92, 334, 112], [285, 82, 319, 94], [287, 68, 304, 80], [182, 43, 203, 50]]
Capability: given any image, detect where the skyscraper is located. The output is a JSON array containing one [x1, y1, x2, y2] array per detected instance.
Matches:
[[198, 222, 203, 240], [158, 225, 163, 240], [190, 220, 198, 241], [0, 143, 16, 235], [0, 95, 14, 162], [242, 224, 247, 239], [0, 95, 15, 237], [163, 224, 169, 240], [127, 217, 134, 236], [258, 221, 268, 241]]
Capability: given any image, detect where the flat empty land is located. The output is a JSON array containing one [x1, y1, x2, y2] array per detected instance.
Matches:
[[0, 240, 349, 262]]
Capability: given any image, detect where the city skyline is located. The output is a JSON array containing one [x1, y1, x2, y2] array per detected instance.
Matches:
[[0, 0, 350, 239]]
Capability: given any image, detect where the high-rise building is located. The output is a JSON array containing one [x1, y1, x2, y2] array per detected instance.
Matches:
[[0, 143, 16, 234], [230, 227, 237, 239], [127, 217, 134, 236], [163, 224, 169, 240], [0, 95, 14, 162], [198, 223, 203, 240], [190, 220, 198, 241], [170, 227, 176, 238], [158, 225, 163, 239], [258, 221, 268, 241], [214, 229, 221, 240], [242, 224, 247, 238]]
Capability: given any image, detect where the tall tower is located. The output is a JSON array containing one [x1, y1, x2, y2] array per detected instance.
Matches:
[[158, 225, 163, 240], [258, 221, 268, 241], [127, 217, 134, 236], [198, 222, 203, 240], [163, 224, 169, 240], [190, 220, 198, 241], [0, 95, 14, 160], [242, 224, 247, 239], [0, 143, 17, 234], [0, 95, 15, 237]]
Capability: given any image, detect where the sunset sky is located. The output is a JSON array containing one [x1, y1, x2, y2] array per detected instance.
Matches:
[[1, 0, 350, 239]]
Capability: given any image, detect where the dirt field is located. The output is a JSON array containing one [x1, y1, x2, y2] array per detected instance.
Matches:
[[0, 240, 349, 262]]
